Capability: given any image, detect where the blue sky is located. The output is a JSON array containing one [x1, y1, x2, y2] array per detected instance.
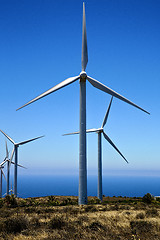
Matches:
[[0, 0, 160, 177]]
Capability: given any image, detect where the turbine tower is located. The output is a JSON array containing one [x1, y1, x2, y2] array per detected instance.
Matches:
[[0, 141, 26, 195], [0, 130, 43, 197], [63, 97, 128, 201], [16, 3, 149, 204], [0, 166, 6, 198]]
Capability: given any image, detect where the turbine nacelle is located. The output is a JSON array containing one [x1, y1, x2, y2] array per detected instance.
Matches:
[[80, 71, 87, 81], [96, 128, 103, 133]]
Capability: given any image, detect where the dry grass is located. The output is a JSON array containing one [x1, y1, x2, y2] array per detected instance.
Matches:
[[0, 195, 160, 239]]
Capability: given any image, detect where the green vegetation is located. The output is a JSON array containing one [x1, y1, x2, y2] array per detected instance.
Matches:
[[142, 193, 154, 204], [0, 193, 160, 239]]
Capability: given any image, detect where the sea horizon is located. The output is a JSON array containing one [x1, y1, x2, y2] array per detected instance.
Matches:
[[2, 174, 160, 199]]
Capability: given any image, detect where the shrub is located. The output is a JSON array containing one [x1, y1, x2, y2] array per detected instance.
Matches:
[[130, 220, 153, 235], [89, 221, 104, 231], [4, 194, 17, 207], [77, 215, 89, 225], [136, 212, 145, 219], [24, 207, 36, 213], [109, 204, 119, 211], [48, 195, 55, 202], [63, 206, 79, 215], [28, 198, 39, 206], [19, 199, 27, 207], [5, 216, 29, 233], [0, 199, 3, 208], [85, 205, 98, 212], [47, 196, 60, 206], [48, 216, 66, 229], [61, 197, 74, 206], [30, 216, 40, 228], [145, 208, 159, 217], [142, 193, 154, 204], [89, 198, 101, 204], [0, 220, 5, 233]]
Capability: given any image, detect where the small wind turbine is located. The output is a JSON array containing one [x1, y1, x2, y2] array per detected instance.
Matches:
[[0, 165, 6, 198], [16, 3, 149, 204], [63, 97, 128, 201], [3, 180, 14, 197], [0, 130, 44, 197], [1, 141, 26, 195]]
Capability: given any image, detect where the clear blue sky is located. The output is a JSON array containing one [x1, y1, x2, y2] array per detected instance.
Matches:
[[0, 0, 159, 177]]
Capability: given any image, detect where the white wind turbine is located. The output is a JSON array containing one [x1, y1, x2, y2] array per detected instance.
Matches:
[[0, 141, 14, 196], [0, 141, 26, 195], [63, 97, 128, 201], [16, 3, 149, 204], [0, 130, 44, 197], [0, 165, 6, 198]]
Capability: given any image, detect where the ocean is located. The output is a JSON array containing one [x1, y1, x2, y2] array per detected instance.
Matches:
[[3, 175, 160, 198]]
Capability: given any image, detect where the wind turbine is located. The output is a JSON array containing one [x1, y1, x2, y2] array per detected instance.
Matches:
[[0, 141, 14, 196], [16, 3, 149, 204], [63, 96, 128, 201], [0, 165, 6, 198], [1, 141, 26, 195], [0, 130, 44, 197]]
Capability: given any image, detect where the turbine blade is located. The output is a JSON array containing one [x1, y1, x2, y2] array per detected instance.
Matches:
[[9, 147, 15, 170], [86, 128, 101, 133], [0, 130, 15, 144], [63, 131, 80, 136], [81, 2, 88, 71], [17, 163, 27, 169], [87, 76, 150, 114], [1, 169, 6, 181], [10, 161, 27, 169], [103, 131, 128, 163], [102, 96, 113, 128], [10, 147, 15, 161], [17, 135, 44, 146], [16, 76, 80, 111], [0, 159, 7, 167], [5, 140, 9, 158], [63, 128, 100, 136]]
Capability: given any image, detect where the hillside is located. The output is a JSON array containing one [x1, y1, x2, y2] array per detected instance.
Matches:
[[0, 194, 160, 240]]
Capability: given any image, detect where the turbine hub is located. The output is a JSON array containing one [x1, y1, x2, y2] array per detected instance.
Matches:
[[80, 71, 87, 81]]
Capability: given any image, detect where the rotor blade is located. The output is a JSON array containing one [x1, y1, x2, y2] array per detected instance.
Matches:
[[63, 128, 101, 136], [87, 76, 150, 114], [10, 147, 15, 162], [10, 161, 27, 169], [17, 163, 27, 169], [103, 131, 128, 163], [17, 135, 44, 146], [1, 169, 6, 181], [16, 76, 80, 111], [0, 130, 15, 144], [102, 96, 113, 128], [9, 147, 15, 168], [5, 140, 9, 158], [0, 159, 7, 167], [63, 131, 80, 136], [81, 2, 88, 71]]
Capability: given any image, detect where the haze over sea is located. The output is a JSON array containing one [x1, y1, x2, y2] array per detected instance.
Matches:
[[3, 174, 160, 198]]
